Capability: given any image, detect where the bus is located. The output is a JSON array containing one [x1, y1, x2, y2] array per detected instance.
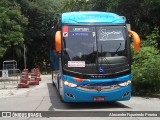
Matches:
[[51, 11, 140, 102]]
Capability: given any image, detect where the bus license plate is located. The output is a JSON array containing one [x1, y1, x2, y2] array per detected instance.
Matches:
[[93, 96, 105, 101]]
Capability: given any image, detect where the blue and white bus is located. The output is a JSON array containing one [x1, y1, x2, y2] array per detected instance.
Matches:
[[51, 11, 140, 102]]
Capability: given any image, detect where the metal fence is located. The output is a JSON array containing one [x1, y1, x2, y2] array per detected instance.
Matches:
[[0, 69, 21, 89]]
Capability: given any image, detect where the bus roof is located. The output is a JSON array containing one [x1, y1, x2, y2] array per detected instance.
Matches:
[[61, 11, 126, 24]]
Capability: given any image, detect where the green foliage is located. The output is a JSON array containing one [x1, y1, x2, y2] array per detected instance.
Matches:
[[15, 0, 59, 69], [133, 47, 159, 64], [142, 28, 159, 47], [132, 29, 160, 95], [57, 0, 93, 12], [0, 0, 28, 57], [132, 53, 160, 95]]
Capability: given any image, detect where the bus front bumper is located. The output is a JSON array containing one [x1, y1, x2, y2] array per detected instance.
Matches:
[[62, 84, 131, 102]]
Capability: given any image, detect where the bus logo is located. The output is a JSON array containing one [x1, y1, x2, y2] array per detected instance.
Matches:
[[96, 87, 102, 92]]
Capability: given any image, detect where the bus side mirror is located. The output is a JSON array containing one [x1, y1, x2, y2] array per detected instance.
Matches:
[[55, 31, 62, 52], [128, 30, 140, 51]]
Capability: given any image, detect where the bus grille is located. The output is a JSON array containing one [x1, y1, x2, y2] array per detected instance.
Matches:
[[77, 84, 121, 92]]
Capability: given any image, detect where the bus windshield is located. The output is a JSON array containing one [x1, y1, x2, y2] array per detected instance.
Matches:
[[62, 25, 128, 75]]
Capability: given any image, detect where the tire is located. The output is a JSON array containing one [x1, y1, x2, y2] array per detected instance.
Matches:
[[58, 79, 65, 103], [59, 94, 65, 103], [52, 76, 56, 87], [52, 81, 56, 87]]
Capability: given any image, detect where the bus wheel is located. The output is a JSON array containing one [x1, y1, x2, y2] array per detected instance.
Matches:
[[52, 76, 56, 87], [58, 80, 65, 103], [52, 81, 56, 87], [59, 94, 65, 103]]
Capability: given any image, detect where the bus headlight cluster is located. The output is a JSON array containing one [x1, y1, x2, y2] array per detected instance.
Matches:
[[64, 81, 77, 87], [118, 80, 131, 87]]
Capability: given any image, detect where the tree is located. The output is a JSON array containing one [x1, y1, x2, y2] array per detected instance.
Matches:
[[57, 0, 94, 12], [0, 0, 28, 58], [105, 0, 160, 37], [16, 0, 60, 69]]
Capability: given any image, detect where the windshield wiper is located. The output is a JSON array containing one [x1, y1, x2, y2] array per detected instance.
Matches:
[[98, 44, 116, 75], [115, 43, 122, 55]]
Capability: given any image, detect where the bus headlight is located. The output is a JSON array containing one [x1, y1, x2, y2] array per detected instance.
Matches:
[[118, 80, 131, 87], [64, 81, 77, 87]]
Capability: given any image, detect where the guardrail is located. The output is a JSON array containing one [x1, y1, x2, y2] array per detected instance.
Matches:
[[0, 69, 21, 89]]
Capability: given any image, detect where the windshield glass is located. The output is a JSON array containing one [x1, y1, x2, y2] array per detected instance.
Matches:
[[63, 26, 96, 64], [63, 25, 127, 62], [96, 26, 127, 60], [62, 25, 129, 76]]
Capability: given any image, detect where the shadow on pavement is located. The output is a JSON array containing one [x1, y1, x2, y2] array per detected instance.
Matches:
[[47, 83, 131, 111]]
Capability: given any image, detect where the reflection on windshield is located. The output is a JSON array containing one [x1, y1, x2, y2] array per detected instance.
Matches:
[[97, 26, 126, 56], [98, 29, 124, 41]]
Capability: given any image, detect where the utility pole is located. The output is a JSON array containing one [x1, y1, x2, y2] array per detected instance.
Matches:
[[24, 44, 26, 69]]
